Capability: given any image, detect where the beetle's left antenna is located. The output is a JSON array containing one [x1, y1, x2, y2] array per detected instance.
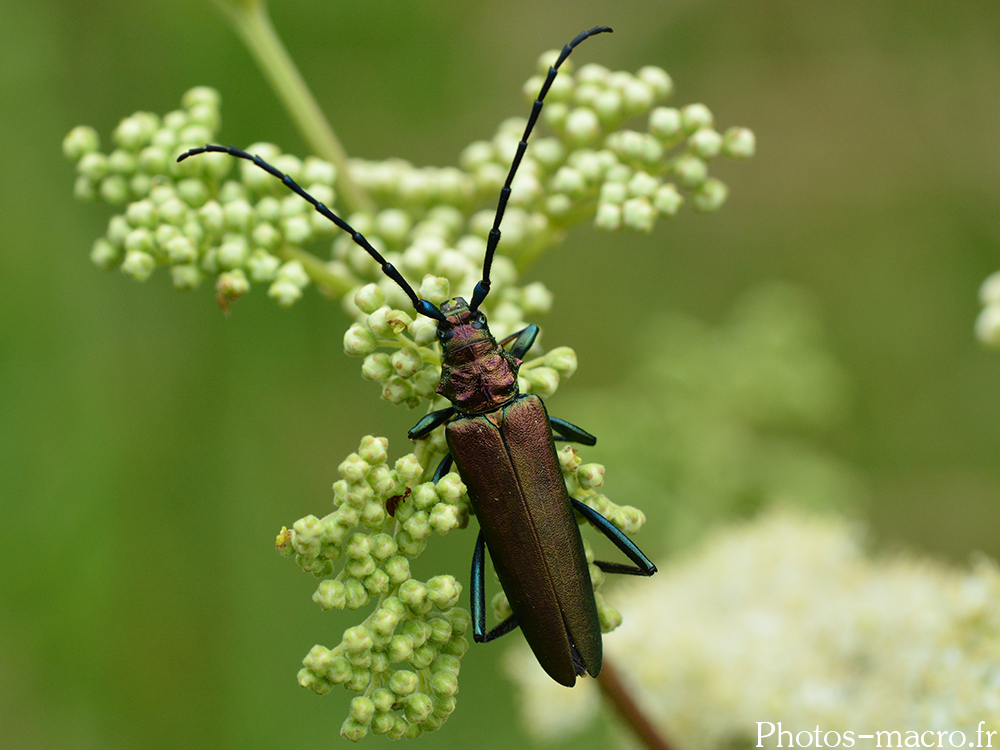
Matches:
[[175, 145, 447, 322], [468, 25, 612, 312]]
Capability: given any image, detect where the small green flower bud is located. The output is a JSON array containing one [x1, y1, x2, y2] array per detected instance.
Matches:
[[405, 692, 433, 723], [543, 347, 578, 377], [346, 554, 377, 579], [649, 106, 683, 141], [653, 183, 684, 216], [551, 166, 586, 197], [673, 154, 708, 188], [73, 175, 96, 201], [593, 89, 624, 126], [268, 278, 303, 306], [558, 445, 582, 472], [385, 556, 411, 585], [388, 634, 415, 662], [492, 591, 512, 622], [595, 202, 622, 231], [638, 66, 674, 99], [350, 696, 376, 724], [77, 151, 108, 181], [722, 126, 756, 159], [412, 483, 438, 511], [409, 316, 437, 346], [577, 463, 605, 489], [389, 669, 419, 697], [621, 78, 655, 115], [90, 238, 120, 269], [689, 128, 723, 160], [381, 376, 413, 405], [313, 580, 347, 610], [340, 718, 368, 742], [431, 696, 457, 721], [107, 149, 137, 176], [520, 281, 553, 316], [293, 514, 323, 553], [302, 644, 335, 673], [693, 177, 729, 212], [371, 688, 395, 714], [281, 215, 311, 245], [344, 324, 378, 356], [628, 171, 660, 199], [427, 616, 453, 645], [99, 175, 130, 204], [171, 264, 202, 290], [216, 269, 250, 302], [364, 568, 389, 594], [361, 353, 393, 382], [353, 283, 385, 314], [217, 236, 249, 269], [390, 347, 423, 379], [175, 178, 209, 208], [344, 579, 371, 610], [980, 272, 1000, 305], [399, 579, 430, 614], [63, 125, 101, 160], [404, 511, 431, 541], [427, 575, 461, 610], [277, 260, 309, 288], [393, 455, 423, 485], [523, 365, 560, 396], [121, 250, 155, 281], [565, 107, 601, 146], [429, 503, 459, 533], [346, 533, 374, 559], [338, 453, 369, 482], [246, 248, 280, 281], [682, 102, 714, 133], [435, 474, 465, 503]]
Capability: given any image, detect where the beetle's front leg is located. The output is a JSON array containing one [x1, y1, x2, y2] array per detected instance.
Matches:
[[471, 530, 521, 643], [498, 324, 539, 360], [408, 406, 456, 440]]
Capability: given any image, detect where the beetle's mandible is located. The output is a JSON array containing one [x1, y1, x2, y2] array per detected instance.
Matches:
[[178, 25, 656, 687]]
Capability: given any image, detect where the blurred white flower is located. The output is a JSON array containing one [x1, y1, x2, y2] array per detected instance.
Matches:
[[507, 512, 1000, 748]]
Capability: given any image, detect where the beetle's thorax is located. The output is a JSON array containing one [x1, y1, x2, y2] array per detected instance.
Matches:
[[436, 297, 520, 414]]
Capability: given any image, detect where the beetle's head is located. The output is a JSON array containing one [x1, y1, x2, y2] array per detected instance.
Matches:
[[435, 297, 492, 351]]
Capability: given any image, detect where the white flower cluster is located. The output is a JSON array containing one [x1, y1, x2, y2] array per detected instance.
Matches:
[[508, 512, 1000, 748]]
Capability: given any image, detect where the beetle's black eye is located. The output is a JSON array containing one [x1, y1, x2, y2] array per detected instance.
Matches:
[[470, 312, 487, 330], [437, 324, 455, 341]]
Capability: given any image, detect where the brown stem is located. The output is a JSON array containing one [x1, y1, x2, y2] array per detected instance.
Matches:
[[596, 657, 676, 750]]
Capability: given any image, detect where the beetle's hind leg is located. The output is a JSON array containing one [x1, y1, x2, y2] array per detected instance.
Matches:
[[572, 499, 657, 577], [471, 530, 521, 642]]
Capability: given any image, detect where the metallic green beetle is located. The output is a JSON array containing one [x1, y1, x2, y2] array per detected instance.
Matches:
[[180, 26, 657, 686]]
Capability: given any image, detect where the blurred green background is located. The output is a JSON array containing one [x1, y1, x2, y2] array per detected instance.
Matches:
[[2, 0, 999, 747]]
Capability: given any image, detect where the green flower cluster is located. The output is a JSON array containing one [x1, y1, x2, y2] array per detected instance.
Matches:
[[277, 435, 470, 741], [63, 52, 753, 311]]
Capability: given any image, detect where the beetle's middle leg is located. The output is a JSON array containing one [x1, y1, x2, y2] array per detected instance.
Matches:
[[549, 416, 597, 446], [572, 499, 657, 577], [498, 324, 539, 360], [471, 530, 521, 643]]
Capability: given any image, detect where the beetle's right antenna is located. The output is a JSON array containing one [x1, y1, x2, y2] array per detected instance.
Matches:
[[468, 25, 613, 312], [176, 144, 447, 323]]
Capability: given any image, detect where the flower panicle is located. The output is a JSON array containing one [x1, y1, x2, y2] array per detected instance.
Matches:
[[65, 54, 753, 309], [281, 435, 471, 741]]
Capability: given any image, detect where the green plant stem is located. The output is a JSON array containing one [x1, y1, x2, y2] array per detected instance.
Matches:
[[210, 0, 375, 214], [597, 658, 675, 750]]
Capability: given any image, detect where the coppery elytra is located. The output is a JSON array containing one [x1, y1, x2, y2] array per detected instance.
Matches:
[[178, 25, 656, 687]]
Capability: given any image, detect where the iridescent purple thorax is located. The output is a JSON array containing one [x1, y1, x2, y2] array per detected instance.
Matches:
[[436, 298, 521, 414]]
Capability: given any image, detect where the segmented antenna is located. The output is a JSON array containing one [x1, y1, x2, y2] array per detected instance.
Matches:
[[176, 26, 612, 322], [469, 25, 612, 311]]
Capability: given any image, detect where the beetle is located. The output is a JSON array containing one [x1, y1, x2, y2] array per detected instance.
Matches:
[[178, 25, 656, 687]]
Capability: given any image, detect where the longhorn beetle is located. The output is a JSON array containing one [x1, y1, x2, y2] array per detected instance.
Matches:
[[179, 25, 656, 687]]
